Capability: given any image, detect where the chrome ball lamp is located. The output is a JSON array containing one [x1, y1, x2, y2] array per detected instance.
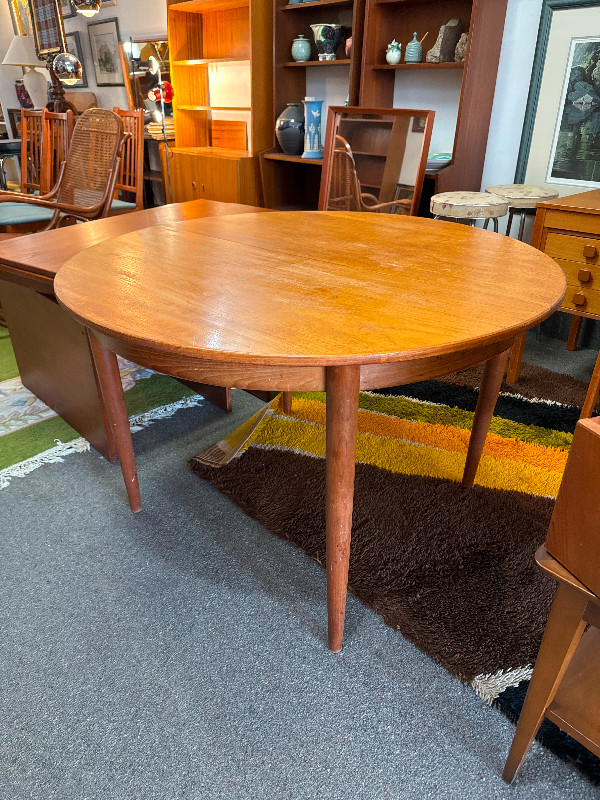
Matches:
[[52, 51, 82, 85], [71, 0, 101, 17]]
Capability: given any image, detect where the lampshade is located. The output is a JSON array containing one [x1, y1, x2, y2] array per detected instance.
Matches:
[[71, 0, 101, 16], [2, 35, 43, 68]]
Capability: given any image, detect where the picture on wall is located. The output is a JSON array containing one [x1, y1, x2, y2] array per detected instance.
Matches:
[[8, 0, 32, 34], [60, 0, 76, 18], [101, 0, 117, 5], [29, 0, 66, 57], [547, 37, 600, 186], [88, 16, 124, 86], [65, 31, 88, 87]]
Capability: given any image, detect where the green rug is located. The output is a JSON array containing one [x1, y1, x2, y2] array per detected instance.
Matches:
[[0, 326, 202, 488]]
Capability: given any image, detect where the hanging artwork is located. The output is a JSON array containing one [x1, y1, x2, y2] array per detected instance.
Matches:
[[65, 31, 88, 87], [29, 0, 66, 57], [88, 17, 124, 86], [60, 0, 76, 18], [8, 0, 32, 34]]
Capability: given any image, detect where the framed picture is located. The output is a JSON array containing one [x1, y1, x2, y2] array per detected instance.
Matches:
[[60, 0, 76, 18], [65, 31, 88, 88], [87, 16, 124, 86], [29, 0, 66, 57], [515, 0, 600, 194], [101, 0, 117, 5], [7, 108, 22, 139], [8, 0, 32, 34]]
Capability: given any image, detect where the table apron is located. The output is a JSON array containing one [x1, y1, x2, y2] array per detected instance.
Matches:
[[94, 332, 514, 393]]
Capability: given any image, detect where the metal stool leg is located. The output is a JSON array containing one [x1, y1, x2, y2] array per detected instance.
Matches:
[[506, 209, 514, 237], [483, 218, 490, 230], [492, 217, 499, 233], [517, 210, 527, 241]]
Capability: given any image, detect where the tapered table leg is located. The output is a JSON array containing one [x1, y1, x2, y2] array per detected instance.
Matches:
[[506, 333, 526, 384], [580, 349, 600, 419], [462, 348, 509, 488], [325, 364, 360, 653], [88, 332, 142, 513]]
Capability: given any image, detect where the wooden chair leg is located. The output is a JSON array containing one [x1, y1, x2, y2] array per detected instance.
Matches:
[[505, 333, 526, 384], [502, 583, 589, 783], [566, 315, 582, 352], [282, 391, 293, 414], [88, 332, 142, 513], [580, 349, 600, 419], [462, 348, 509, 488]]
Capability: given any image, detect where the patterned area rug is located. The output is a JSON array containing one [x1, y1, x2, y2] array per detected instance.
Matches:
[[189, 362, 600, 785], [0, 326, 203, 488]]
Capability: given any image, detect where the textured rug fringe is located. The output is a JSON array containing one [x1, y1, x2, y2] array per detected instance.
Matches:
[[0, 394, 206, 489], [192, 395, 280, 467], [471, 665, 533, 704]]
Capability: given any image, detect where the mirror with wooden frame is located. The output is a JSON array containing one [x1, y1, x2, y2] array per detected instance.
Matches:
[[119, 39, 172, 119], [319, 106, 434, 216]]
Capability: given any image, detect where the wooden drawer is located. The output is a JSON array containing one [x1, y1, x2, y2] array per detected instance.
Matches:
[[554, 257, 600, 289], [561, 283, 600, 317], [545, 232, 600, 265]]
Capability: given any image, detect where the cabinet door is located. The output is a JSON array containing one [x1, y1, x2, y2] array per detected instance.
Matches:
[[171, 152, 240, 203]]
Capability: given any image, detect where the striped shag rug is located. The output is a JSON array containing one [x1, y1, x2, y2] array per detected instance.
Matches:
[[190, 362, 600, 784]]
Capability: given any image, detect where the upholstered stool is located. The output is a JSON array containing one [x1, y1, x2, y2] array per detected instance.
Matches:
[[485, 184, 559, 240], [430, 191, 508, 232]]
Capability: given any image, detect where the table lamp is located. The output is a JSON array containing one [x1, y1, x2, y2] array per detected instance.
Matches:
[[2, 35, 48, 110]]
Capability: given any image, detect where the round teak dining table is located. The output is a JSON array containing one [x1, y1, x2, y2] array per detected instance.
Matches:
[[54, 211, 566, 652]]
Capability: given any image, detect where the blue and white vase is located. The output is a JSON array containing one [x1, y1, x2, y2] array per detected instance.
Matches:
[[301, 97, 323, 159]]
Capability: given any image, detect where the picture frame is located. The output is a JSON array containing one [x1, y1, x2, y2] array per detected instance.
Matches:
[[515, 0, 600, 194], [29, 0, 66, 57], [7, 108, 22, 139], [87, 16, 124, 86], [8, 0, 32, 34], [65, 31, 88, 88], [60, 0, 77, 18], [101, 0, 117, 6]]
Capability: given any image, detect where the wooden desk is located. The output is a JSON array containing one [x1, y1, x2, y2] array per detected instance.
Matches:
[[54, 211, 566, 651], [506, 190, 600, 413], [0, 200, 266, 483]]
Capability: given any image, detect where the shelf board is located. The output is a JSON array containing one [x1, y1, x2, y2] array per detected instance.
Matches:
[[282, 0, 352, 9], [177, 105, 251, 111], [262, 151, 323, 165], [170, 0, 249, 12], [372, 62, 464, 70], [285, 58, 351, 67], [173, 58, 250, 66]]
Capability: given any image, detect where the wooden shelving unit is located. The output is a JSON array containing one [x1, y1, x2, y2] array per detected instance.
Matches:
[[167, 0, 273, 205], [360, 0, 508, 206], [260, 0, 366, 209]]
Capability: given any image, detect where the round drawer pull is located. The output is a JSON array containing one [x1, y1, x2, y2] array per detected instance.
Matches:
[[573, 292, 587, 307], [578, 268, 592, 282], [583, 244, 598, 259]]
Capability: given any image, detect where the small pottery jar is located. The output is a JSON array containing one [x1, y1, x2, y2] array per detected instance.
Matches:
[[310, 24, 343, 61], [275, 102, 305, 156], [404, 32, 422, 63], [385, 40, 401, 65], [301, 96, 323, 159], [291, 34, 311, 62]]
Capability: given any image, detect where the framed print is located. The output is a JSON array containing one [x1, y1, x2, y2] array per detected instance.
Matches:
[[516, 0, 600, 195], [101, 0, 117, 5], [87, 17, 124, 86], [8, 0, 32, 34], [7, 108, 22, 139], [60, 0, 76, 18], [65, 31, 88, 87], [29, 0, 66, 57]]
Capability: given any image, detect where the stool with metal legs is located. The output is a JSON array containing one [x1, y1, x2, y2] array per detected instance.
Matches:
[[430, 191, 508, 231], [484, 185, 559, 240]]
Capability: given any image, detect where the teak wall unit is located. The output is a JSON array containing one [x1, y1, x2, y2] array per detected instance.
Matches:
[[167, 0, 273, 206], [261, 0, 366, 209], [360, 0, 508, 203]]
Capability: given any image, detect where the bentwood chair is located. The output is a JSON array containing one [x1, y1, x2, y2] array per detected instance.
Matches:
[[0, 108, 127, 231], [503, 415, 600, 783]]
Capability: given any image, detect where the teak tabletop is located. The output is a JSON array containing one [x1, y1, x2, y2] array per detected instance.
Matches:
[[54, 211, 566, 651]]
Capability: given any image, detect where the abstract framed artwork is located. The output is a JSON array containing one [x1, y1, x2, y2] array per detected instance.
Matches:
[[8, 0, 32, 34], [515, 0, 600, 194], [65, 31, 88, 87], [87, 16, 124, 86]]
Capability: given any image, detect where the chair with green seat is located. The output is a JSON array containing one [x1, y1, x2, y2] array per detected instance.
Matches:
[[0, 108, 128, 232]]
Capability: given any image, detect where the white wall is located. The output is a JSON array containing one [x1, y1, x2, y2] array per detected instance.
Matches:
[[0, 0, 22, 137]]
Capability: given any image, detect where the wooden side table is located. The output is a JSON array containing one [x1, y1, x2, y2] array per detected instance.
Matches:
[[506, 190, 600, 415]]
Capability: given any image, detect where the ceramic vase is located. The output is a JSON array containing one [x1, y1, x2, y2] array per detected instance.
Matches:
[[385, 48, 401, 65], [291, 34, 311, 62], [275, 103, 305, 156], [301, 97, 323, 159], [404, 32, 422, 63], [310, 24, 343, 61]]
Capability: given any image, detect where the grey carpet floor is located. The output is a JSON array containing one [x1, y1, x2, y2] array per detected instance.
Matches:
[[2, 335, 600, 800]]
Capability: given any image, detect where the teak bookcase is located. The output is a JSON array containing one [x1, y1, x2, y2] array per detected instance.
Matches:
[[360, 0, 508, 207], [260, 0, 366, 209], [167, 0, 273, 205]]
